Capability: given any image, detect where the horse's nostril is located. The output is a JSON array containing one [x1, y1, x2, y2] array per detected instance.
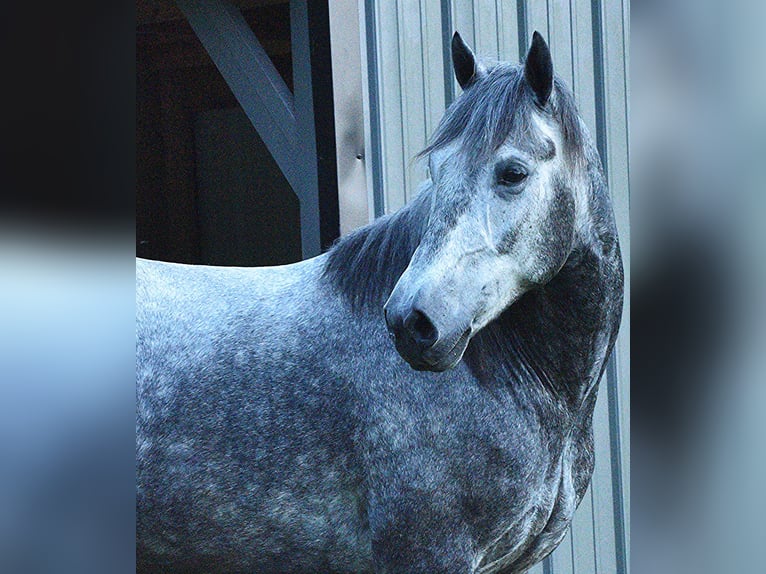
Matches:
[[405, 309, 438, 348]]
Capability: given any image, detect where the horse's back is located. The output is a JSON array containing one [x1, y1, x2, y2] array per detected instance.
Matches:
[[136, 257, 372, 573]]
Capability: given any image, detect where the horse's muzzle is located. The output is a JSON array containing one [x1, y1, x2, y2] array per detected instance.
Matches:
[[384, 303, 470, 371]]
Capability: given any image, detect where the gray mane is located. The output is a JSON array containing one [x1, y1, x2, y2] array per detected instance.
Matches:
[[322, 191, 429, 311]]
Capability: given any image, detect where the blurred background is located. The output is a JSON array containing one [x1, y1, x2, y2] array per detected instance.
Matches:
[[0, 0, 764, 573], [632, 0, 766, 572]]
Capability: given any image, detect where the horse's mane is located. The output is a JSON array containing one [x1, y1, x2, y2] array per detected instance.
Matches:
[[322, 190, 430, 312]]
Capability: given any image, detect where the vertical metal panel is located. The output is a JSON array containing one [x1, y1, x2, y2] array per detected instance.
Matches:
[[473, 0, 500, 58], [598, 0, 630, 569], [592, 378, 619, 573], [570, 485, 598, 573], [372, 0, 448, 213], [397, 1, 428, 203], [360, 0, 386, 218], [496, 0, 522, 64], [376, 1, 407, 212], [619, 3, 630, 565], [550, 524, 575, 573], [548, 0, 574, 88], [329, 0, 370, 235], [441, 0, 456, 106], [450, 0, 475, 103], [397, 1, 424, 202], [570, 0, 597, 135], [525, 0, 549, 41], [452, 0, 476, 48], [516, 0, 529, 61], [361, 1, 629, 571], [607, 354, 628, 574], [421, 0, 447, 139]]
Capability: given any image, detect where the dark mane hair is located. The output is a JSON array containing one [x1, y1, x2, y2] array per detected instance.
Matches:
[[322, 190, 429, 311], [323, 63, 587, 312]]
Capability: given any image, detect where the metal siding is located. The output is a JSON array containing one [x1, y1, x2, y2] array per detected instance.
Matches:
[[526, 0, 549, 42], [422, 0, 447, 139], [571, 485, 598, 574], [397, 0, 427, 203], [451, 0, 476, 102], [453, 0, 476, 48], [363, 1, 629, 571], [548, 0, 574, 88], [601, 0, 630, 569], [474, 0, 500, 58], [570, 0, 597, 136], [329, 0, 371, 234], [376, 0, 407, 212], [496, 0, 522, 63], [360, 0, 385, 219], [550, 524, 576, 573]]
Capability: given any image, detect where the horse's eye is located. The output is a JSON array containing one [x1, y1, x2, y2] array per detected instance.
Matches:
[[495, 164, 528, 190]]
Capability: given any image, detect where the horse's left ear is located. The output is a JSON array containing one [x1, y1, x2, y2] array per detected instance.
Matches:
[[524, 31, 553, 107], [452, 31, 482, 90]]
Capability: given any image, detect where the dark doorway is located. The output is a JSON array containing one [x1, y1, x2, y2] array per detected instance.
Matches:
[[194, 108, 301, 266], [136, 0, 337, 266]]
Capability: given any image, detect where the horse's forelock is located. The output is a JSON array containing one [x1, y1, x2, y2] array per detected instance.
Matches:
[[420, 64, 584, 163]]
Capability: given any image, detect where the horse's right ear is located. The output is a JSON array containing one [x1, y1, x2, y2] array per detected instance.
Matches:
[[524, 31, 554, 107], [452, 32, 481, 90]]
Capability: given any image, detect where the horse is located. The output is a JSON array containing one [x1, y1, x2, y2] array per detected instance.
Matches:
[[136, 31, 623, 574]]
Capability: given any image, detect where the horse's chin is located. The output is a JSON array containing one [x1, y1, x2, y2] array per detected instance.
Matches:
[[408, 357, 462, 373], [404, 328, 472, 372]]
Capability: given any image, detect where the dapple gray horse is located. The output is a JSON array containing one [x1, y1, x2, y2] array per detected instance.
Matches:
[[136, 32, 623, 573]]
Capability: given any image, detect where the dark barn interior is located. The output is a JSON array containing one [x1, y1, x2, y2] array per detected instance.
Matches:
[[137, 0, 335, 266]]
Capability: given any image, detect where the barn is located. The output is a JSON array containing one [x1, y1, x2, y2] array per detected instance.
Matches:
[[136, 1, 629, 572]]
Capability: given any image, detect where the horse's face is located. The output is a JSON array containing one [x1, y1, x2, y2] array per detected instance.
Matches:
[[385, 32, 578, 372]]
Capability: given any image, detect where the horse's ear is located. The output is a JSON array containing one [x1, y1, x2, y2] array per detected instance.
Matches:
[[524, 31, 553, 107], [452, 31, 481, 90]]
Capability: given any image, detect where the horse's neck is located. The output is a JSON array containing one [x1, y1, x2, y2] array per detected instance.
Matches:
[[533, 239, 621, 397], [467, 235, 622, 415], [518, 152, 623, 411]]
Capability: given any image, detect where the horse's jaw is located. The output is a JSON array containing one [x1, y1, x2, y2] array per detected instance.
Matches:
[[402, 326, 472, 372]]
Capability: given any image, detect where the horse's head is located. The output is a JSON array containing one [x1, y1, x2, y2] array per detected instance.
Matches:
[[385, 32, 589, 372]]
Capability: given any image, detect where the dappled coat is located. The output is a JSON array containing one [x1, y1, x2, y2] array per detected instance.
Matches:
[[136, 32, 623, 574]]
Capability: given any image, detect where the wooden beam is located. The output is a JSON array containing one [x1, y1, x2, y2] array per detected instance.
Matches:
[[138, 0, 288, 26], [173, 0, 335, 259], [175, 0, 301, 193], [289, 0, 320, 257]]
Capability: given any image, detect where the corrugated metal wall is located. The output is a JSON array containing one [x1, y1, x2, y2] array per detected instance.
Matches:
[[360, 1, 630, 572]]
